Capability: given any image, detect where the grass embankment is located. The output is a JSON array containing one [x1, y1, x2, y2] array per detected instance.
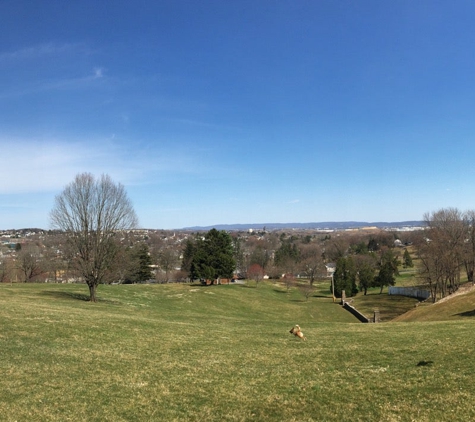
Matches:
[[351, 291, 419, 322], [338, 265, 421, 322], [1, 282, 475, 421], [351, 252, 432, 322], [394, 287, 475, 322]]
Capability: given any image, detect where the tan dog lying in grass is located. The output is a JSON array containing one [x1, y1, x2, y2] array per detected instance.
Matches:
[[289, 324, 306, 341]]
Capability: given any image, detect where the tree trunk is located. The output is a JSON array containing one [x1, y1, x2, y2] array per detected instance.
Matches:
[[465, 265, 474, 284], [88, 283, 97, 302]]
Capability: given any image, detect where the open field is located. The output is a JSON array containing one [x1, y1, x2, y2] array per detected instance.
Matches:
[[1, 282, 475, 421]]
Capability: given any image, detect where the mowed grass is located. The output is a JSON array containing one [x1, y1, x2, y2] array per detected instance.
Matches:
[[394, 287, 475, 322], [1, 282, 475, 421], [351, 291, 420, 322]]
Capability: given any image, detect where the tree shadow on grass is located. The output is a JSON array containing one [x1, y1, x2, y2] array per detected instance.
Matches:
[[454, 309, 475, 317], [273, 288, 289, 294], [40, 290, 120, 304]]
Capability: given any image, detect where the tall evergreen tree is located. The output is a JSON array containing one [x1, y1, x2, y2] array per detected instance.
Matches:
[[181, 238, 197, 279], [274, 240, 300, 274], [128, 243, 153, 283], [403, 248, 413, 268], [189, 229, 236, 282], [374, 261, 396, 293], [355, 254, 377, 295], [333, 256, 358, 297]]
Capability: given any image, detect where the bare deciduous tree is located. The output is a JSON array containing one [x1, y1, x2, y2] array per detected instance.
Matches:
[[417, 208, 465, 301], [0, 258, 13, 283], [161, 249, 179, 283], [247, 263, 265, 287], [282, 274, 296, 293], [324, 236, 349, 262], [297, 281, 314, 301], [17, 244, 44, 282], [462, 210, 475, 284], [50, 173, 138, 301], [299, 243, 324, 285], [109, 242, 132, 284]]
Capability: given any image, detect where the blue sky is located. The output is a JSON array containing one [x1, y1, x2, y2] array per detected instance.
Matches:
[[1, 0, 475, 229]]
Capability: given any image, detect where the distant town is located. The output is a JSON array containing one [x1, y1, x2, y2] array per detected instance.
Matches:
[[182, 220, 426, 232], [0, 221, 425, 285]]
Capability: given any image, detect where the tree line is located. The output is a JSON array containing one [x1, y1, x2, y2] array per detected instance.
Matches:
[[414, 208, 475, 302], [5, 172, 468, 304], [0, 172, 414, 302]]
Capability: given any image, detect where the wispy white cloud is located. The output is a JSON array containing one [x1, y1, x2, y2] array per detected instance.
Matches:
[[121, 113, 130, 124], [0, 42, 89, 63], [0, 140, 106, 193], [0, 41, 104, 99], [0, 137, 205, 194], [163, 117, 241, 131], [39, 68, 107, 92], [93, 67, 104, 79]]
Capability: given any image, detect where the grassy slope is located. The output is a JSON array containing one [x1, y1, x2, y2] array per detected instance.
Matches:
[[338, 264, 422, 322], [1, 282, 475, 421], [351, 291, 420, 322], [393, 287, 475, 322]]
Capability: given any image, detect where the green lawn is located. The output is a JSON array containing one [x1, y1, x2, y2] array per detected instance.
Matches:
[[351, 291, 420, 322], [394, 287, 475, 322], [395, 268, 420, 287], [1, 282, 475, 421]]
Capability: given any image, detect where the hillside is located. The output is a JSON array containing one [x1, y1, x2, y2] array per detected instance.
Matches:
[[393, 284, 475, 322], [2, 282, 475, 421]]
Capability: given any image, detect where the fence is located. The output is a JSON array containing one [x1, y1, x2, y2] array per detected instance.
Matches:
[[388, 286, 431, 300]]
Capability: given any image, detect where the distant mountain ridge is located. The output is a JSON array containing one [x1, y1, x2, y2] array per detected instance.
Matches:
[[182, 221, 425, 231]]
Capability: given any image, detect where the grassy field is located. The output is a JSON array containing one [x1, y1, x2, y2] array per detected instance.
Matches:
[[1, 281, 475, 421]]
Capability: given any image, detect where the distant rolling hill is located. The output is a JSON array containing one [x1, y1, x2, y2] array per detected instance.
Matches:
[[182, 221, 425, 231]]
